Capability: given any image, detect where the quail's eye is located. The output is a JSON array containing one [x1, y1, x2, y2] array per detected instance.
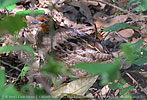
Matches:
[[40, 19, 46, 22]]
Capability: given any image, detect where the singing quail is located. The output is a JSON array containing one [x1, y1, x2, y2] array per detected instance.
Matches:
[[19, 14, 112, 66]]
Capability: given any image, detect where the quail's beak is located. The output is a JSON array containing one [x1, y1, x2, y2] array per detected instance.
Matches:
[[30, 20, 39, 24]]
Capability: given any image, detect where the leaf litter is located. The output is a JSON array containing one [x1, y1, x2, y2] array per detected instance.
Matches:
[[0, 0, 146, 99]]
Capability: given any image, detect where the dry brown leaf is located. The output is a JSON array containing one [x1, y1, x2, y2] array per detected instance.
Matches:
[[114, 15, 128, 23], [86, 92, 94, 98], [99, 2, 106, 9], [140, 23, 147, 35], [95, 15, 128, 28], [93, 12, 108, 20], [68, 0, 98, 7], [115, 0, 128, 8], [131, 38, 142, 44], [12, 5, 25, 14], [51, 75, 98, 98], [118, 29, 134, 38], [143, 38, 147, 46], [52, 8, 75, 27], [80, 2, 93, 24], [87, 0, 98, 6], [101, 85, 110, 96], [67, 0, 81, 7], [138, 72, 147, 78], [25, 16, 35, 24]]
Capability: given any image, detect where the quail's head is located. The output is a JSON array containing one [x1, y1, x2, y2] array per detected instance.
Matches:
[[31, 14, 50, 33]]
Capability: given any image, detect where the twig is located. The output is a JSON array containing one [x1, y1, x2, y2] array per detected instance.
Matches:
[[125, 72, 147, 95], [114, 32, 128, 43], [95, 0, 130, 14], [0, 60, 21, 72], [92, 0, 147, 21], [5, 75, 17, 80]]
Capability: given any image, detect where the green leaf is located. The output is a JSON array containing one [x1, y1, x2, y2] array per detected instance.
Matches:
[[109, 82, 123, 90], [128, 0, 147, 12], [33, 87, 48, 96], [120, 86, 134, 96], [112, 0, 117, 2], [121, 39, 145, 65], [0, 16, 27, 34], [0, 69, 5, 91], [142, 47, 147, 56], [108, 98, 121, 100], [20, 66, 30, 77], [115, 10, 121, 16], [121, 43, 135, 63], [0, 46, 20, 53], [0, 0, 20, 9], [2, 85, 20, 99], [20, 45, 35, 57], [128, 0, 140, 5], [74, 59, 120, 85], [135, 0, 147, 12], [142, 46, 147, 51], [16, 10, 45, 17], [42, 56, 64, 75], [5, 4, 16, 11], [122, 93, 133, 100], [103, 23, 140, 32], [0, 45, 35, 57], [134, 57, 147, 66], [131, 39, 144, 50]]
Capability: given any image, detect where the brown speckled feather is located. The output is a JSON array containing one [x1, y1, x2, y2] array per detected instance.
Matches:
[[38, 28, 112, 66], [19, 15, 112, 66]]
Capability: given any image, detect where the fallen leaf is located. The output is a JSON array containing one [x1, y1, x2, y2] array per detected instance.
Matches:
[[131, 38, 142, 44], [68, 0, 98, 7], [99, 2, 106, 9], [95, 15, 128, 28], [25, 16, 35, 24], [87, 1, 98, 6], [143, 38, 147, 46], [51, 75, 98, 98], [118, 29, 134, 38], [80, 2, 93, 24], [93, 12, 108, 20], [140, 23, 147, 35], [116, 0, 128, 8], [67, 0, 81, 7], [101, 85, 110, 96]]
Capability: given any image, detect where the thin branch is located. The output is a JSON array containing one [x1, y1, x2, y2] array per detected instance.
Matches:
[[114, 32, 128, 43], [0, 60, 21, 72], [96, 0, 130, 14], [5, 75, 16, 80], [92, 0, 147, 21]]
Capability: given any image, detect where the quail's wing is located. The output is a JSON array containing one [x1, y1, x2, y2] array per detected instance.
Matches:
[[52, 28, 112, 66]]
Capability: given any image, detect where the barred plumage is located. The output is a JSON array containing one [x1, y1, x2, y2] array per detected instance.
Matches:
[[19, 14, 112, 66]]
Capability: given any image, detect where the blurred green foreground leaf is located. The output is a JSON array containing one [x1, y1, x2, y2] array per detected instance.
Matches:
[[0, 16, 27, 34], [0, 0, 20, 9], [74, 59, 121, 85]]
